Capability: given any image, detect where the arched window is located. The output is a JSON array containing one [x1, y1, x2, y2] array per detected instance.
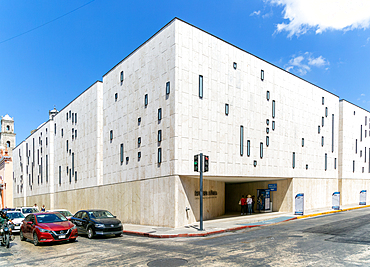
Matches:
[[6, 141, 10, 147], [6, 125, 10, 131]]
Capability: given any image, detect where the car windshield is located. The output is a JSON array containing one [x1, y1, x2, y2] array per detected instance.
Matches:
[[36, 213, 67, 223], [58, 211, 72, 217], [22, 208, 39, 214], [7, 213, 25, 219], [88, 210, 114, 219]]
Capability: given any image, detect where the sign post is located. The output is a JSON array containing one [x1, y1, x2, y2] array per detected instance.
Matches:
[[360, 190, 367, 205], [295, 193, 304, 215], [199, 153, 203, 231]]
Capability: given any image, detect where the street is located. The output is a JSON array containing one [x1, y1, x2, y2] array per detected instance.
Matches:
[[1, 208, 370, 266]]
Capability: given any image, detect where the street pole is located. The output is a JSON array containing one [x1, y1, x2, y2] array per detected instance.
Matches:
[[200, 153, 203, 231]]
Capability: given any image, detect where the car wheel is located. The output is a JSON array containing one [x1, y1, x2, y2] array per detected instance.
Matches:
[[33, 232, 39, 246], [20, 230, 26, 241], [87, 228, 94, 239]]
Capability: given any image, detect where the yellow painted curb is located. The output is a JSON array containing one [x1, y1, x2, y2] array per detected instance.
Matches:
[[296, 204, 370, 219]]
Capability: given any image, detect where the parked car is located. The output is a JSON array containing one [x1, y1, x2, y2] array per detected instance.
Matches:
[[46, 209, 73, 220], [6, 211, 25, 233], [15, 207, 39, 217], [70, 209, 123, 239], [20, 212, 78, 246]]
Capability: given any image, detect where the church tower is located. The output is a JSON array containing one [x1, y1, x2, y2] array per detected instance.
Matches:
[[0, 115, 16, 157]]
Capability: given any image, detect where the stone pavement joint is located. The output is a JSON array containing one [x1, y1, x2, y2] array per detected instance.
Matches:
[[122, 204, 370, 238]]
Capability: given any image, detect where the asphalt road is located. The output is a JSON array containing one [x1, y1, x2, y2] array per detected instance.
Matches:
[[1, 207, 370, 266]]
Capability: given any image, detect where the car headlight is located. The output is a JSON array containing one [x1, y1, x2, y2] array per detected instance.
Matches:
[[118, 223, 122, 227], [70, 225, 77, 230], [95, 224, 105, 228], [38, 228, 52, 233]]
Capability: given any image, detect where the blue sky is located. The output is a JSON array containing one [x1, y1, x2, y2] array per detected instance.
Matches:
[[1, 0, 370, 145]]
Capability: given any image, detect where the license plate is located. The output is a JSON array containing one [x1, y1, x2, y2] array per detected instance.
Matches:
[[59, 235, 66, 239]]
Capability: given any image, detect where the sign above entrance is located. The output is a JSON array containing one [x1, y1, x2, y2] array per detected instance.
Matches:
[[268, 184, 277, 191]]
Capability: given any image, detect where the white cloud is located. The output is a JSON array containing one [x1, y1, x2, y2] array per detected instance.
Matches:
[[266, 0, 370, 37], [250, 10, 261, 16], [361, 93, 365, 96], [308, 56, 329, 67], [285, 53, 329, 75]]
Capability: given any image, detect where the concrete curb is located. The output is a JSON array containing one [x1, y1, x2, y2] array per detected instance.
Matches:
[[122, 217, 297, 238], [121, 205, 370, 238], [296, 204, 370, 219]]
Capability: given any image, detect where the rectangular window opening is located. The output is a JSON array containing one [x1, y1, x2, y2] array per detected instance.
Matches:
[[199, 75, 203, 98], [260, 142, 263, 159], [325, 153, 327, 171], [158, 108, 162, 121], [158, 130, 162, 142], [266, 91, 270, 101], [225, 104, 229, 115], [120, 144, 124, 164], [247, 140, 250, 157], [272, 100, 275, 118], [145, 94, 148, 107], [240, 126, 244, 156], [120, 71, 124, 82], [166, 81, 170, 95], [292, 152, 295, 169], [158, 148, 162, 163], [261, 70, 264, 81]]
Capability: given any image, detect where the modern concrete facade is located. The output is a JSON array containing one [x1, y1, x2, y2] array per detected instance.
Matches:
[[12, 18, 370, 227]]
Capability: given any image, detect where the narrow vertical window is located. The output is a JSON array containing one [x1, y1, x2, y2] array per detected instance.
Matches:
[[272, 121, 275, 131], [72, 113, 74, 123], [46, 137, 48, 146], [110, 130, 113, 142], [59, 166, 61, 185], [158, 148, 162, 163], [145, 94, 148, 107], [138, 152, 141, 159], [46, 155, 48, 183], [240, 126, 244, 156], [120, 144, 124, 164], [260, 142, 263, 159], [61, 129, 64, 137], [120, 71, 124, 82], [75, 171, 77, 182], [361, 125, 363, 141], [54, 123, 56, 135], [302, 138, 304, 147], [199, 75, 203, 98], [266, 91, 270, 101], [292, 152, 295, 169], [115, 93, 118, 102], [138, 137, 141, 146], [66, 140, 68, 152], [318, 126, 321, 134], [366, 116, 368, 126], [266, 119, 269, 125], [322, 97, 324, 105], [72, 153, 74, 174], [69, 169, 71, 183], [225, 104, 229, 115], [158, 108, 162, 121], [69, 110, 71, 119], [322, 117, 324, 127], [261, 70, 264, 81], [325, 107, 328, 117], [66, 113, 68, 122], [325, 153, 327, 171], [356, 139, 358, 153], [322, 136, 324, 147], [233, 62, 237, 69], [266, 136, 269, 147], [75, 113, 77, 124], [75, 130, 77, 139], [166, 81, 170, 95], [247, 140, 250, 157], [158, 130, 162, 142], [272, 100, 275, 118], [332, 114, 334, 153], [353, 160, 355, 173], [334, 158, 337, 169]]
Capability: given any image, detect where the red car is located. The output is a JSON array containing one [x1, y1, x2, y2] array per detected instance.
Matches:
[[20, 212, 78, 246]]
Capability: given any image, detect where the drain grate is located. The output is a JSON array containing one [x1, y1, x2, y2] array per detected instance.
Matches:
[[147, 258, 188, 267]]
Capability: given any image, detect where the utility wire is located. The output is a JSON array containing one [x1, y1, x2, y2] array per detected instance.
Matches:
[[0, 0, 96, 45]]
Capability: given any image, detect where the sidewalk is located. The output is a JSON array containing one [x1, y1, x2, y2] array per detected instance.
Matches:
[[122, 204, 370, 238]]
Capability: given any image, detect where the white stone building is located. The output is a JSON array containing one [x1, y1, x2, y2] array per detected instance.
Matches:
[[12, 18, 370, 227]]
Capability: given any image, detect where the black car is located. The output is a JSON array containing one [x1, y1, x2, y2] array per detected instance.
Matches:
[[70, 209, 123, 239]]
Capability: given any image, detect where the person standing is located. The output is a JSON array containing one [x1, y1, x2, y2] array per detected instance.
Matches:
[[240, 195, 246, 215], [34, 204, 39, 211], [247, 195, 253, 215], [41, 205, 46, 212]]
